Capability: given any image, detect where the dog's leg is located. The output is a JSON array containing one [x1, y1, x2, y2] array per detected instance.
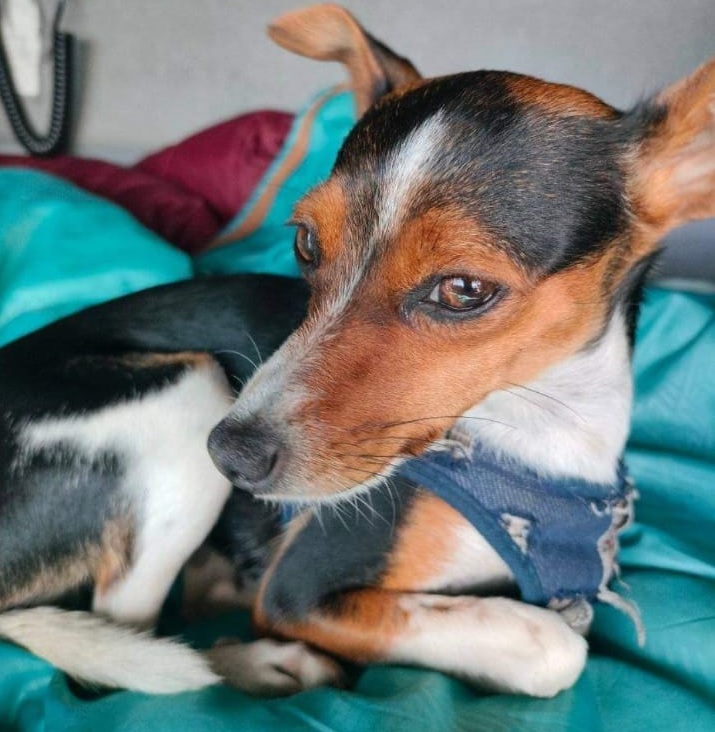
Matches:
[[206, 637, 346, 697], [92, 364, 234, 627], [92, 462, 231, 627], [262, 589, 585, 698], [254, 485, 587, 697]]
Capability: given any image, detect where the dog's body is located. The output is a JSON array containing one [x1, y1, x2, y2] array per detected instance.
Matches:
[[0, 275, 347, 694], [1, 2, 714, 700]]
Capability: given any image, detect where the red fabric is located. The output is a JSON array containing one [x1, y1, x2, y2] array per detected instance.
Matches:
[[136, 110, 293, 222], [0, 110, 293, 253]]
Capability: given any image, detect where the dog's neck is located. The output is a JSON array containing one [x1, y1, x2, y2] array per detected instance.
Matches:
[[452, 308, 632, 485]]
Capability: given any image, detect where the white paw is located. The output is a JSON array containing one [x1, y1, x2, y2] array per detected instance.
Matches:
[[392, 594, 587, 698], [206, 638, 345, 697], [518, 629, 588, 697], [496, 602, 589, 698]]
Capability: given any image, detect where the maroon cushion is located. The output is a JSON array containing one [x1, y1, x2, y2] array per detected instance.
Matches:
[[0, 155, 221, 253], [135, 110, 293, 225]]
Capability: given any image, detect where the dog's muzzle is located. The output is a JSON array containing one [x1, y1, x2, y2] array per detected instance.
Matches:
[[208, 416, 286, 493]]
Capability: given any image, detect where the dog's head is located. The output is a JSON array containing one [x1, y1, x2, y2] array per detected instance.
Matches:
[[209, 4, 715, 501]]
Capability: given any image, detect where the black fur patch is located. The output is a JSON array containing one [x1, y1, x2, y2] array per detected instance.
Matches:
[[261, 478, 419, 623], [209, 488, 282, 583], [335, 71, 656, 276], [0, 438, 125, 605], [611, 252, 661, 347], [0, 275, 309, 417]]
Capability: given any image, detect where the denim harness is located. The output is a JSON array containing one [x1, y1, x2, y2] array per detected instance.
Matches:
[[397, 442, 637, 613]]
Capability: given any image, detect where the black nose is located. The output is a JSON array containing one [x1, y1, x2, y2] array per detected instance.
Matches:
[[208, 418, 284, 490]]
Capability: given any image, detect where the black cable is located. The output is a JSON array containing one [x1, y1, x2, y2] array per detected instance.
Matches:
[[0, 0, 73, 157]]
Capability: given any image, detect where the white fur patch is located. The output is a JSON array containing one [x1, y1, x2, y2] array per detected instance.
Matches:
[[389, 594, 588, 697], [420, 523, 514, 594], [454, 310, 632, 483], [207, 638, 344, 696], [378, 111, 446, 238], [0, 607, 219, 694], [20, 363, 233, 625]]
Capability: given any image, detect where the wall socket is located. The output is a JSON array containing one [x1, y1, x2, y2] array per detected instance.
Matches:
[[1, 0, 43, 98]]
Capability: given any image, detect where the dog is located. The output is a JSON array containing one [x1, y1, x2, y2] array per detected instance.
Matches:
[[0, 275, 349, 695], [205, 4, 715, 698], [0, 2, 713, 700]]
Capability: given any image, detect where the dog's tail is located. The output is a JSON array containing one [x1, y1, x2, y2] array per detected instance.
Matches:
[[0, 607, 220, 694]]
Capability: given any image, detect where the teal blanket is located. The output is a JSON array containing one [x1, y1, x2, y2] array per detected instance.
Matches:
[[0, 169, 191, 347], [0, 88, 713, 730]]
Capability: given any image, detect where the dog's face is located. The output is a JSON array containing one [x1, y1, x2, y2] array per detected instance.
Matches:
[[209, 4, 715, 501]]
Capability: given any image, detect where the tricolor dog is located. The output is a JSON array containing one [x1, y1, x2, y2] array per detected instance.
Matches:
[[0, 3, 713, 699], [209, 4, 715, 697]]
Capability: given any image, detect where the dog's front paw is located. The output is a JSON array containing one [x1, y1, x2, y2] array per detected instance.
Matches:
[[499, 602, 589, 698], [206, 638, 346, 696]]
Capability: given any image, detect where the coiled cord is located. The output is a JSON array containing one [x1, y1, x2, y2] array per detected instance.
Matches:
[[0, 0, 73, 157]]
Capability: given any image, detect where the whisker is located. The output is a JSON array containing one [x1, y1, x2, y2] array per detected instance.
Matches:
[[329, 435, 439, 447], [505, 381, 583, 419], [215, 349, 260, 373], [355, 414, 516, 432], [244, 331, 265, 368], [384, 477, 400, 527], [309, 455, 395, 483], [349, 492, 374, 527], [312, 503, 326, 534], [330, 499, 351, 532]]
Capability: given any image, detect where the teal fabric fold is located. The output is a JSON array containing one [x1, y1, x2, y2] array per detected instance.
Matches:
[[0, 169, 191, 346], [195, 87, 355, 278]]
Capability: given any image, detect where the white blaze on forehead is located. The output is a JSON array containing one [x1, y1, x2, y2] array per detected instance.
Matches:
[[304, 110, 447, 327], [228, 114, 449, 438], [378, 110, 446, 238]]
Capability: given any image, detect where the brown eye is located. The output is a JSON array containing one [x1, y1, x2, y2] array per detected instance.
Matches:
[[294, 225, 319, 267], [427, 276, 499, 312]]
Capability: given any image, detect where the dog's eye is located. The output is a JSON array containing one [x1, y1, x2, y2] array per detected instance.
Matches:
[[427, 276, 500, 312], [294, 225, 319, 268]]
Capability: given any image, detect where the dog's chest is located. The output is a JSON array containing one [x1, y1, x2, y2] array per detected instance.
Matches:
[[398, 443, 634, 607]]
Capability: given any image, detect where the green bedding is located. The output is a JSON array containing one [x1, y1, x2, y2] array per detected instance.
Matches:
[[0, 87, 713, 730]]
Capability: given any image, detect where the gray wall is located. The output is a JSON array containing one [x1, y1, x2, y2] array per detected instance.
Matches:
[[1, 0, 714, 277], [3, 0, 715, 157]]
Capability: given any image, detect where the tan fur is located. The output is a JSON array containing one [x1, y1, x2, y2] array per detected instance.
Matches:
[[94, 518, 134, 596], [292, 180, 348, 268], [1, 555, 91, 611], [506, 75, 618, 118], [268, 3, 420, 115], [1, 516, 134, 610], [632, 57, 715, 233], [381, 492, 477, 591], [256, 587, 398, 661], [68, 351, 214, 371], [285, 202, 635, 497]]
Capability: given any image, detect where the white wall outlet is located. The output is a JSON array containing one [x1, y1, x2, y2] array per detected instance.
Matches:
[[1, 0, 42, 98]]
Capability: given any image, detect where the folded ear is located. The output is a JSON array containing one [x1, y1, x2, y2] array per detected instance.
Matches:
[[634, 58, 715, 234], [268, 3, 421, 117]]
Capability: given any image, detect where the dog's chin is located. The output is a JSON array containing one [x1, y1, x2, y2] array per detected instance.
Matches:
[[255, 455, 405, 506]]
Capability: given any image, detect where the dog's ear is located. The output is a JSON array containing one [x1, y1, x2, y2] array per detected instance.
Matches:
[[634, 57, 715, 235], [268, 3, 421, 116]]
